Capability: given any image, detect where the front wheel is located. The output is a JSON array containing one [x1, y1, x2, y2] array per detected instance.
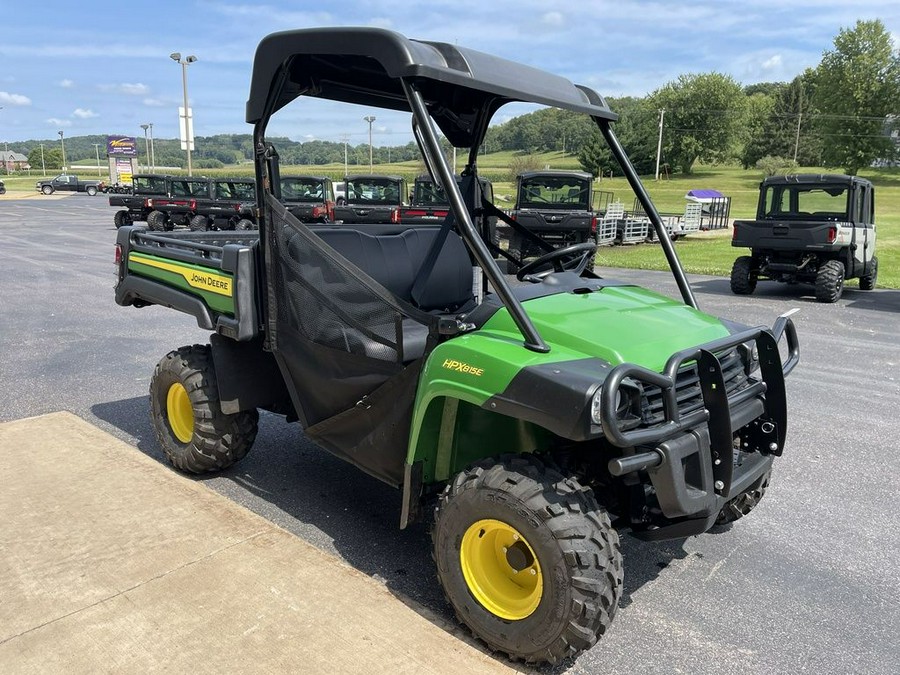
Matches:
[[730, 256, 757, 295], [716, 470, 771, 526], [41, 185, 54, 195], [149, 345, 259, 474], [433, 454, 623, 665], [236, 218, 256, 231], [189, 214, 209, 231]]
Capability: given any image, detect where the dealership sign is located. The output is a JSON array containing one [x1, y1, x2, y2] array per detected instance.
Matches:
[[107, 135, 138, 157]]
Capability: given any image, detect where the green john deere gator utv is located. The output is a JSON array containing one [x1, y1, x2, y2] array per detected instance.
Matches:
[[114, 27, 800, 665]]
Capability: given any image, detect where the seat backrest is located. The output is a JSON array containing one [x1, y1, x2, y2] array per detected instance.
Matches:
[[309, 227, 473, 312]]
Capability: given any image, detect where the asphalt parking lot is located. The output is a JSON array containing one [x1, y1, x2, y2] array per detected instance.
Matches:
[[1, 196, 898, 674]]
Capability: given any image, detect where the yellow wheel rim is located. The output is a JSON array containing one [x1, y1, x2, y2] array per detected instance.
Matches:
[[460, 519, 543, 620], [166, 382, 194, 444]]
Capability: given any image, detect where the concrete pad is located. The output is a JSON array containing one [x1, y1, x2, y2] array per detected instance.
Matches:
[[0, 412, 517, 674]]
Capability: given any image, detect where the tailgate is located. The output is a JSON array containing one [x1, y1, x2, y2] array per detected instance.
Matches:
[[115, 228, 260, 341], [335, 205, 397, 223], [515, 209, 592, 232], [732, 219, 843, 250]]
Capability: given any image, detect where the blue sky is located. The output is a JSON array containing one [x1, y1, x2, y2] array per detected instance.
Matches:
[[1, 0, 898, 147]]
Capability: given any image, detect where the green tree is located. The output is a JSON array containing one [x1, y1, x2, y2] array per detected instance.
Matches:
[[650, 73, 747, 174], [740, 92, 778, 168], [577, 97, 658, 176], [27, 147, 63, 171], [813, 19, 900, 174]]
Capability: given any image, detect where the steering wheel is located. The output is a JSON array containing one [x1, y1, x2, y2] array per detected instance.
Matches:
[[516, 242, 598, 282]]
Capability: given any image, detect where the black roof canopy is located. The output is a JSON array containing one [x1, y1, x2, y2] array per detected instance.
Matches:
[[246, 27, 617, 147]]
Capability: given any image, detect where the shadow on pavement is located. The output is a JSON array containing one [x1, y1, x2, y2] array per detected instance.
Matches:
[[92, 396, 689, 672]]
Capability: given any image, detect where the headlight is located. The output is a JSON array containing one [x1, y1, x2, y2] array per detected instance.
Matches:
[[590, 387, 622, 426]]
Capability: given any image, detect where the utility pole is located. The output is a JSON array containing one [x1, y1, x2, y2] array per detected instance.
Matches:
[[793, 112, 802, 163], [654, 109, 665, 181], [364, 116, 376, 173], [170, 53, 198, 176], [40, 144, 46, 176], [340, 134, 349, 177]]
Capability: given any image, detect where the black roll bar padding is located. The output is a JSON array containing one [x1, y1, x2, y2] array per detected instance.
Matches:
[[595, 118, 699, 310], [401, 78, 550, 354]]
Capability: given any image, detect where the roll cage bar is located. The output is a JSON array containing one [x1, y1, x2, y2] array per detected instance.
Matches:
[[248, 27, 698, 352]]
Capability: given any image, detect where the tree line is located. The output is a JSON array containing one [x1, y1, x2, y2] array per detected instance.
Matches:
[[12, 19, 899, 178]]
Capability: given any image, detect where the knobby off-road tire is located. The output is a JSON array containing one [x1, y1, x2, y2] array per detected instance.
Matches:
[[146, 210, 166, 232], [859, 256, 878, 291], [582, 232, 597, 273], [113, 210, 131, 228], [716, 469, 771, 526], [149, 345, 258, 474], [189, 214, 209, 232], [815, 259, 845, 303], [236, 218, 256, 231], [432, 454, 623, 665], [730, 256, 757, 295]]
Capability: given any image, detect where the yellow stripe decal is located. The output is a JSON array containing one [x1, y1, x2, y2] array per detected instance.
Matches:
[[130, 253, 233, 297]]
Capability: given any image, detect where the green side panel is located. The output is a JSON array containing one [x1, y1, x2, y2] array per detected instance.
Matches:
[[406, 285, 730, 483], [128, 253, 235, 315]]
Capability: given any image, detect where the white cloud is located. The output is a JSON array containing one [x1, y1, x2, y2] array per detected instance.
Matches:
[[542, 11, 564, 27], [99, 83, 150, 95], [46, 118, 73, 127], [73, 108, 98, 119], [59, 79, 75, 88], [761, 54, 783, 70], [0, 91, 31, 106]]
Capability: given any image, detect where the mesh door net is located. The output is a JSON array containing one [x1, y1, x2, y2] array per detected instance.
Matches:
[[265, 195, 439, 482]]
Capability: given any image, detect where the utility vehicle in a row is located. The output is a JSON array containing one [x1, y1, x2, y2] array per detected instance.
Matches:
[[731, 174, 878, 302], [114, 28, 799, 665]]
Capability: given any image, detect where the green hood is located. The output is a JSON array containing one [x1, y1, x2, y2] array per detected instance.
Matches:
[[481, 285, 730, 371]]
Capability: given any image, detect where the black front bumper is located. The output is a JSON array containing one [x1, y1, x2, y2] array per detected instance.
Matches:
[[600, 317, 799, 540]]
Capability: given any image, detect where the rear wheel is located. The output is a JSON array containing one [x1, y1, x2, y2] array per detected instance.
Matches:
[[146, 210, 166, 231], [859, 256, 878, 291], [815, 259, 844, 303], [236, 218, 256, 230], [113, 210, 132, 228], [189, 214, 209, 231], [149, 345, 258, 474], [432, 454, 623, 665], [582, 232, 597, 272], [86, 186, 98, 196], [730, 256, 757, 295]]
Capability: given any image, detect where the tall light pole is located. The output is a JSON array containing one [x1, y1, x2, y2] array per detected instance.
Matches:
[[93, 143, 102, 176], [170, 52, 197, 176], [148, 122, 155, 171], [40, 144, 46, 176], [140, 124, 150, 171], [364, 115, 376, 173], [58, 130, 66, 172]]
